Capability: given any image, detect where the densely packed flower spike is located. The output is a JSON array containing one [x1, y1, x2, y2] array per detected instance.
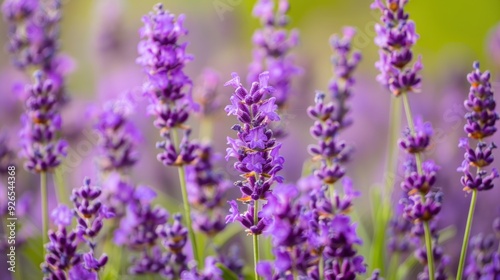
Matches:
[[71, 178, 114, 275], [186, 144, 231, 237], [95, 99, 140, 173], [137, 3, 197, 168], [137, 3, 201, 266], [256, 184, 316, 279], [248, 0, 301, 138], [114, 185, 170, 275], [224, 71, 284, 233], [42, 178, 113, 280], [157, 213, 189, 277], [456, 61, 499, 279], [20, 71, 67, 173], [371, 0, 421, 96], [41, 205, 81, 280], [2, 0, 70, 103], [329, 27, 362, 130], [225, 71, 284, 279]]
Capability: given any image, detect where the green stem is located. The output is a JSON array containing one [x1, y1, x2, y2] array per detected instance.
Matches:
[[199, 117, 214, 141], [319, 253, 324, 280], [401, 92, 435, 280], [171, 129, 200, 268], [456, 189, 478, 280], [178, 165, 200, 268], [253, 200, 260, 280], [388, 252, 400, 280], [54, 168, 70, 205], [41, 172, 48, 249]]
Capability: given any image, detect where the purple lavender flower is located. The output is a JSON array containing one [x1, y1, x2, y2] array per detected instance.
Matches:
[[371, 0, 422, 96], [137, 3, 197, 167], [41, 205, 82, 280], [257, 184, 316, 278], [2, 0, 70, 103], [186, 144, 231, 237], [20, 72, 67, 173], [248, 0, 301, 138], [459, 62, 499, 193], [157, 213, 189, 275], [329, 27, 362, 130], [71, 178, 113, 275], [248, 0, 301, 108], [94, 98, 140, 173], [224, 71, 284, 235]]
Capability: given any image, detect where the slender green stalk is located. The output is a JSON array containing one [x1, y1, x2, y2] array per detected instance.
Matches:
[[54, 167, 70, 205], [41, 172, 48, 248], [199, 117, 214, 141], [253, 200, 260, 280], [401, 92, 435, 280], [177, 165, 200, 267], [456, 189, 478, 280], [388, 252, 400, 280], [171, 129, 200, 268], [319, 253, 324, 280]]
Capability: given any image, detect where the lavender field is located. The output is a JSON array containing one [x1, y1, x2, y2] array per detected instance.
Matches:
[[0, 0, 499, 279]]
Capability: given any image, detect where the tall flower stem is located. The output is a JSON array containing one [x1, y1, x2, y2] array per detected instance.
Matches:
[[456, 189, 478, 279], [41, 171, 48, 247], [401, 92, 435, 280], [253, 200, 260, 280], [172, 129, 200, 268]]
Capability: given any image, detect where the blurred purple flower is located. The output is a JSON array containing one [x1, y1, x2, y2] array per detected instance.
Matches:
[[19, 72, 67, 173]]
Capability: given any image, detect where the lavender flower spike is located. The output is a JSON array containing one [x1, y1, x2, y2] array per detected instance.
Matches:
[[94, 98, 140, 173], [371, 0, 422, 96], [249, 0, 301, 138], [20, 71, 67, 173], [224, 71, 284, 234], [41, 205, 81, 280], [2, 0, 71, 104], [71, 178, 114, 273], [225, 71, 284, 279], [456, 61, 499, 279], [137, 3, 200, 266]]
